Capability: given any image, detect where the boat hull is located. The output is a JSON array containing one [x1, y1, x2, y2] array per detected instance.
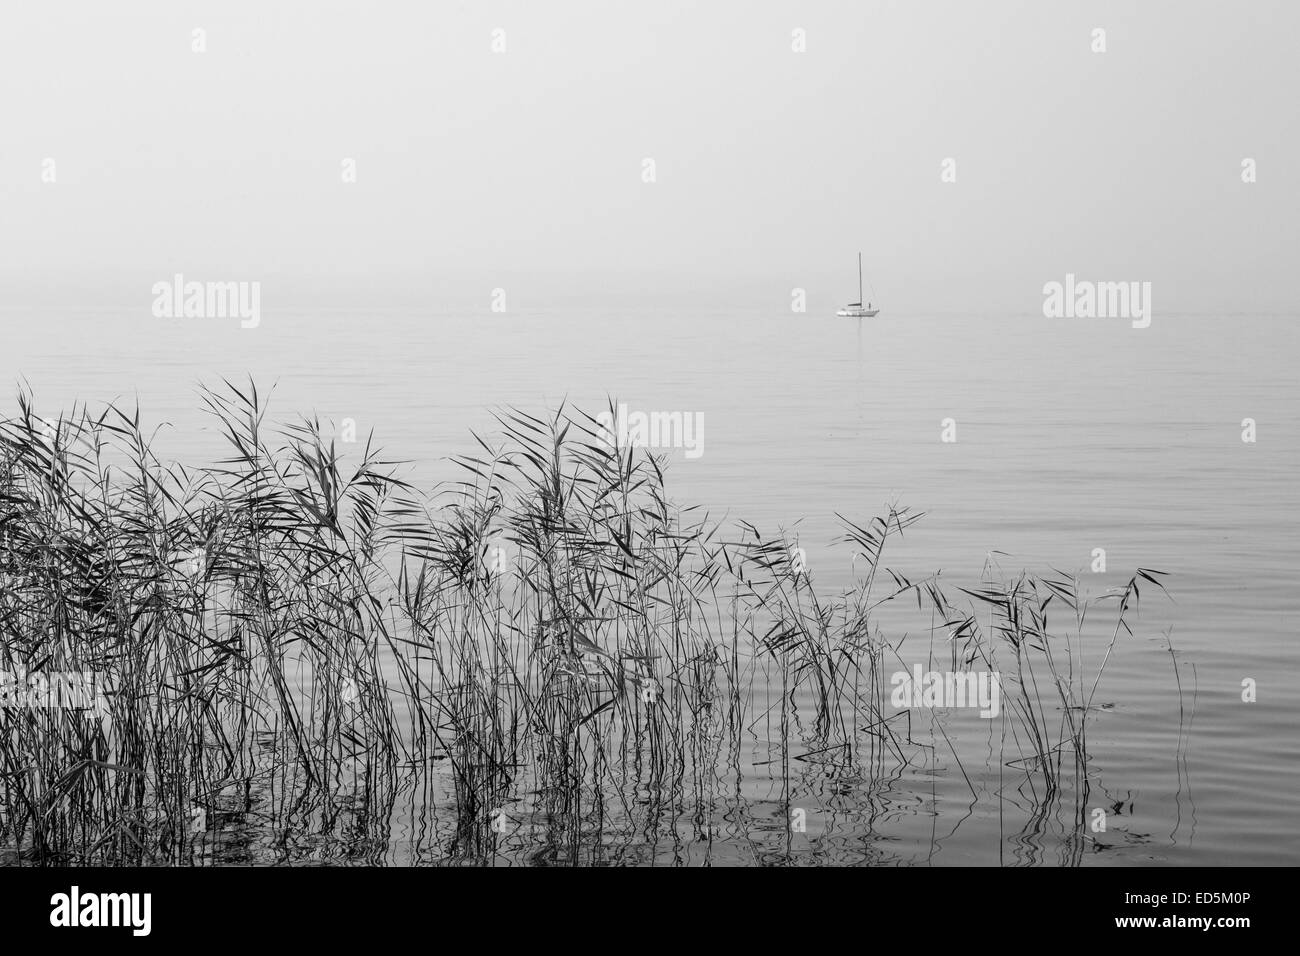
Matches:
[[837, 308, 880, 317]]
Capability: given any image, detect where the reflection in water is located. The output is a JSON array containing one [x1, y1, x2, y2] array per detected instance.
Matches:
[[0, 383, 1199, 867]]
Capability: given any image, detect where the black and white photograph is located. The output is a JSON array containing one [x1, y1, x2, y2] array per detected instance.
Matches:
[[0, 0, 1291, 937]]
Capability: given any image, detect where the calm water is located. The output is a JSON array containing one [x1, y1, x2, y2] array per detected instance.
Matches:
[[4, 306, 1298, 865]]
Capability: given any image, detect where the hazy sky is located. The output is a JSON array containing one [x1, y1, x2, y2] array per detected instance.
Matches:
[[3, 0, 1297, 311]]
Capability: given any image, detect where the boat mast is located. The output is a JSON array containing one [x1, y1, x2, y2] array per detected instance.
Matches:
[[858, 252, 863, 304]]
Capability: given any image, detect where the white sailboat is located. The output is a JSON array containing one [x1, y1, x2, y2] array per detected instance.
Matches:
[[837, 253, 880, 317]]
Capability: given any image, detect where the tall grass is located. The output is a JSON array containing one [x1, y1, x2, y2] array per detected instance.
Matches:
[[0, 383, 1167, 865]]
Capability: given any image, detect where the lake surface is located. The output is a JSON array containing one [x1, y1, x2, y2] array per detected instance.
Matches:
[[3, 306, 1298, 865]]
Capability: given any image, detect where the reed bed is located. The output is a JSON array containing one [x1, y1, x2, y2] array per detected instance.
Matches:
[[0, 382, 1167, 865]]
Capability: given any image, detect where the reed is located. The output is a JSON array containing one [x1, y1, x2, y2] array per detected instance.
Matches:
[[0, 383, 1167, 865]]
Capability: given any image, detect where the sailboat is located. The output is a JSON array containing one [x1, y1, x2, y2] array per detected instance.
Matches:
[[837, 253, 880, 317]]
